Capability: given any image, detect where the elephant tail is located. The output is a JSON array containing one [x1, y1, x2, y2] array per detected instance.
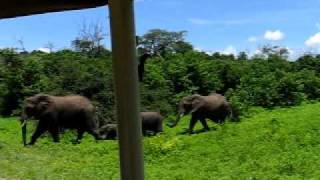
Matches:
[[229, 107, 234, 120], [228, 103, 239, 122]]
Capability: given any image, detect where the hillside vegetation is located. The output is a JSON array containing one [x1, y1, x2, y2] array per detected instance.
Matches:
[[0, 28, 320, 179], [0, 29, 320, 123], [0, 103, 320, 179]]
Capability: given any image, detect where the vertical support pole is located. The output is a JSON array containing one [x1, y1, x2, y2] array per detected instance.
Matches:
[[108, 0, 144, 180]]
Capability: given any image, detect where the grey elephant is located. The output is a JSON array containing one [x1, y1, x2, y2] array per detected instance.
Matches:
[[99, 123, 117, 140], [168, 93, 232, 134], [99, 112, 164, 138], [20, 94, 102, 145], [141, 112, 164, 135]]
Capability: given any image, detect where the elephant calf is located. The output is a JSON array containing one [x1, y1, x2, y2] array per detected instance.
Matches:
[[20, 94, 102, 145], [141, 112, 163, 136], [99, 123, 117, 140], [99, 112, 164, 138]]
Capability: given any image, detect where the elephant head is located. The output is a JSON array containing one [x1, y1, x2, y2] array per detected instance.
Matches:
[[168, 94, 204, 127], [98, 123, 117, 140], [20, 94, 52, 145]]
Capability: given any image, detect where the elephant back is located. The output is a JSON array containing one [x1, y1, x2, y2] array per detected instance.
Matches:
[[140, 111, 163, 134], [54, 95, 95, 113], [206, 93, 227, 105], [205, 93, 231, 120]]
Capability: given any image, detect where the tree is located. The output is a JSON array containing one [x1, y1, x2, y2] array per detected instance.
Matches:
[[44, 42, 55, 53], [0, 49, 24, 115], [137, 29, 193, 56], [260, 45, 289, 59], [237, 51, 248, 60], [16, 38, 27, 53], [296, 54, 320, 73], [71, 22, 109, 57]]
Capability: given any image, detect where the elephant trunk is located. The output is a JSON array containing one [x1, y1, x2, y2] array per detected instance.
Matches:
[[99, 133, 107, 140], [20, 113, 28, 146], [167, 113, 184, 128]]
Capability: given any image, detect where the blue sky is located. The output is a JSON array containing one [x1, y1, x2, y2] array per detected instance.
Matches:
[[0, 0, 320, 57]]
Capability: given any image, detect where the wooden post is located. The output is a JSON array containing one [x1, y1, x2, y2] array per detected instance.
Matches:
[[108, 0, 144, 180]]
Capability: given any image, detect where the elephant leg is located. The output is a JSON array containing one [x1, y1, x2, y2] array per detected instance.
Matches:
[[199, 118, 210, 131], [188, 117, 198, 134], [142, 130, 147, 136], [49, 126, 60, 143], [29, 121, 47, 145], [157, 122, 163, 133], [87, 129, 102, 140], [76, 129, 85, 142], [82, 113, 102, 140]]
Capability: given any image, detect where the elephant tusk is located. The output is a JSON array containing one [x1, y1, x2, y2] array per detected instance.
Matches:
[[20, 120, 27, 128], [21, 119, 27, 146]]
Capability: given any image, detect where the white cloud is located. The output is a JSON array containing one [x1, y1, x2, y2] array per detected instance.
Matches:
[[194, 47, 203, 52], [264, 30, 285, 41], [247, 49, 263, 58], [194, 47, 215, 55], [222, 46, 237, 55], [38, 47, 51, 53], [286, 47, 299, 61], [305, 32, 320, 47], [286, 47, 294, 55], [248, 36, 258, 42], [253, 49, 262, 55]]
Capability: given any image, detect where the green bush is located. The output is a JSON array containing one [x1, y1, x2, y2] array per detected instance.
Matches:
[[0, 42, 319, 119]]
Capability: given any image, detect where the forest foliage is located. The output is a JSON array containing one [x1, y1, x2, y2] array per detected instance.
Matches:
[[0, 29, 319, 123]]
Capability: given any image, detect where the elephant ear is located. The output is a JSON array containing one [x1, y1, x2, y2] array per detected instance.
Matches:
[[35, 94, 52, 113], [38, 101, 50, 112], [190, 96, 205, 114]]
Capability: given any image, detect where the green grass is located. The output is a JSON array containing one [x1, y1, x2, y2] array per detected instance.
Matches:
[[1, 103, 320, 179]]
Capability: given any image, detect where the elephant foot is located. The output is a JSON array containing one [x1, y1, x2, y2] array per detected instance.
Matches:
[[203, 127, 210, 131], [178, 128, 189, 135], [166, 122, 175, 128], [195, 128, 209, 134], [95, 136, 104, 140], [26, 142, 34, 146]]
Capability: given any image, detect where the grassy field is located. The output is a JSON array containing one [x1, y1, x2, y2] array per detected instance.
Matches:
[[1, 103, 320, 179]]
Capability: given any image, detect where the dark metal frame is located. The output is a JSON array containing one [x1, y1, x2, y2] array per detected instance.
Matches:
[[0, 1, 144, 179]]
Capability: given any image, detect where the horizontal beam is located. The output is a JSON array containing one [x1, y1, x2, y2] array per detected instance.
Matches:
[[0, 0, 108, 19]]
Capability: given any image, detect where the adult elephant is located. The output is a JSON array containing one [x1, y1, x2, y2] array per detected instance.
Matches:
[[141, 112, 163, 135], [20, 94, 102, 145], [168, 93, 232, 134]]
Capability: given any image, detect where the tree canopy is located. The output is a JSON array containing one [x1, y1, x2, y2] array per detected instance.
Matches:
[[0, 29, 319, 122]]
